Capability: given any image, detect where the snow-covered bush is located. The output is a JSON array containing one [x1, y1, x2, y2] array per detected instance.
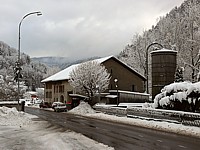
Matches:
[[161, 81, 192, 95], [169, 91, 187, 103], [153, 81, 200, 112], [159, 96, 171, 108], [187, 82, 200, 96], [142, 102, 153, 108], [153, 92, 166, 108]]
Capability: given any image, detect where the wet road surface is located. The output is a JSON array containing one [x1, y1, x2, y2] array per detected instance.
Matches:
[[26, 107, 200, 150]]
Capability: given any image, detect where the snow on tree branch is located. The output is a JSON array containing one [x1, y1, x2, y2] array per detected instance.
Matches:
[[69, 60, 111, 98], [153, 81, 200, 112]]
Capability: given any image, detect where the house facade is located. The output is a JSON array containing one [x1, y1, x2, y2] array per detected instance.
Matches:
[[43, 80, 73, 104], [41, 56, 146, 105]]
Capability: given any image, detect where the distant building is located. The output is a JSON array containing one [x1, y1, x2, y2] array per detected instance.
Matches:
[[41, 56, 146, 107]]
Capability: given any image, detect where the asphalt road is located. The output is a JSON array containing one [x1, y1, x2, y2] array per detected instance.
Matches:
[[25, 107, 200, 150]]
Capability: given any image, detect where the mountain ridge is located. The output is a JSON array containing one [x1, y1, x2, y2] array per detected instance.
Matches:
[[31, 56, 101, 69]]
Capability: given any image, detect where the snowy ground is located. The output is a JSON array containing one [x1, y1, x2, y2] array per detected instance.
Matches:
[[0, 106, 113, 150], [1, 102, 200, 150]]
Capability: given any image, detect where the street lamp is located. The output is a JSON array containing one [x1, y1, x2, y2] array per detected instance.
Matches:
[[96, 85, 100, 103], [18, 11, 42, 64], [17, 11, 42, 106], [146, 42, 163, 94], [114, 78, 119, 106]]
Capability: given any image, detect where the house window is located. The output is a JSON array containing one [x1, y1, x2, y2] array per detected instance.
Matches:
[[56, 86, 58, 93], [59, 85, 64, 93], [46, 84, 52, 89], [49, 91, 52, 98], [132, 85, 135, 92], [46, 92, 48, 98], [59, 86, 61, 93], [46, 91, 52, 98]]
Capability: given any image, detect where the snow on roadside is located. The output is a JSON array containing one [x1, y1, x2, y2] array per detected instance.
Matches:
[[87, 113, 200, 138], [68, 101, 96, 115], [24, 119, 114, 150], [68, 102, 200, 138], [0, 106, 114, 150], [0, 106, 32, 126], [35, 128, 113, 150]]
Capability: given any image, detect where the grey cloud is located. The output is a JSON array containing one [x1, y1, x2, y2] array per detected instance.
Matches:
[[0, 0, 184, 60]]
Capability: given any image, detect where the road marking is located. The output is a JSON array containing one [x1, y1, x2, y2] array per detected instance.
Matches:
[[157, 140, 163, 143], [75, 115, 84, 118], [138, 135, 143, 137], [178, 145, 187, 149]]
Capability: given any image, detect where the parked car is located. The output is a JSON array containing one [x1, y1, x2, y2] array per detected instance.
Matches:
[[53, 103, 67, 112], [52, 102, 63, 109], [35, 99, 43, 104], [39, 102, 51, 108], [19, 99, 33, 106]]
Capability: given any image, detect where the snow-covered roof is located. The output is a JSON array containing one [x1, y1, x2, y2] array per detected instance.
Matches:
[[150, 48, 177, 54], [105, 95, 118, 98], [69, 94, 89, 99], [41, 56, 113, 83], [41, 63, 79, 82], [109, 90, 150, 96], [41, 55, 145, 83], [95, 55, 113, 63], [26, 91, 38, 95], [0, 101, 18, 104]]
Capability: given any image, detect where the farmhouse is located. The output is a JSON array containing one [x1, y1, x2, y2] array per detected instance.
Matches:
[[41, 56, 146, 107]]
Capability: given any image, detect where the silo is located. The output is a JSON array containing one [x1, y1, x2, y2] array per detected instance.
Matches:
[[151, 49, 177, 99]]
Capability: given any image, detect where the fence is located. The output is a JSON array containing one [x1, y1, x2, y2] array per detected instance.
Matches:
[[108, 90, 150, 103], [0, 101, 25, 111], [93, 105, 200, 127], [94, 106, 127, 116]]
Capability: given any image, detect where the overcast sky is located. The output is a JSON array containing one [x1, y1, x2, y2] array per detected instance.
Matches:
[[0, 0, 184, 60]]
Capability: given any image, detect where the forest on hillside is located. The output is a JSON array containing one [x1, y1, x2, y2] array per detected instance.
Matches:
[[0, 41, 60, 99], [1, 0, 199, 99], [119, 0, 200, 86]]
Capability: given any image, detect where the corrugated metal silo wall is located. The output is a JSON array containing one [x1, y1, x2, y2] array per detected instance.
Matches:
[[151, 50, 177, 99]]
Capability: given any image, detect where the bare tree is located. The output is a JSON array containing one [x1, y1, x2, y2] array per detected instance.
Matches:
[[119, 0, 200, 84], [69, 60, 111, 100], [163, 0, 200, 82]]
